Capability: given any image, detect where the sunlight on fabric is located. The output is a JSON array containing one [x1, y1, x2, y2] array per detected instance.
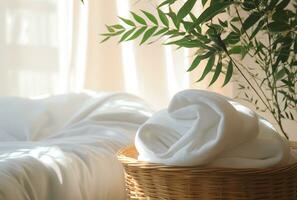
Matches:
[[31, 147, 65, 184], [116, 0, 139, 94], [228, 100, 276, 131], [0, 147, 65, 184], [102, 99, 153, 117]]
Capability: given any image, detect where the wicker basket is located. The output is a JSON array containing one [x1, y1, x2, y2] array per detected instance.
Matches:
[[117, 142, 297, 200]]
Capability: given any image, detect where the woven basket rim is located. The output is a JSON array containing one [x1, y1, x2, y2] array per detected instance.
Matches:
[[117, 143, 297, 174]]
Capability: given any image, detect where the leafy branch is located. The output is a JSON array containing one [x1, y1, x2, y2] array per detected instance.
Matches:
[[101, 0, 297, 139]]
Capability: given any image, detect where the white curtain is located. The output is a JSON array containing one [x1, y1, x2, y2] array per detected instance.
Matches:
[[0, 0, 58, 96], [0, 0, 233, 108], [82, 0, 234, 108]]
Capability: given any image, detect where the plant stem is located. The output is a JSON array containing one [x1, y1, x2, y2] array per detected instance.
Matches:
[[235, 7, 251, 40], [234, 6, 289, 139], [265, 16, 289, 139], [234, 8, 272, 109], [226, 53, 270, 111], [226, 51, 289, 139]]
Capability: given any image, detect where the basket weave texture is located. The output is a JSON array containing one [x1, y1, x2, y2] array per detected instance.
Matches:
[[117, 142, 297, 200]]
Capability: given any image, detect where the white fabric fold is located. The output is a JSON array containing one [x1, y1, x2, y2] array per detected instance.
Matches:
[[0, 92, 153, 200], [135, 89, 293, 168]]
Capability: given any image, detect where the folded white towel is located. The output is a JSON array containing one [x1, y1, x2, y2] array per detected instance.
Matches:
[[135, 89, 293, 168]]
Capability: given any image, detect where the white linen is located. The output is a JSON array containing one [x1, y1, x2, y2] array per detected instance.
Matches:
[[0, 92, 152, 200], [135, 89, 292, 168]]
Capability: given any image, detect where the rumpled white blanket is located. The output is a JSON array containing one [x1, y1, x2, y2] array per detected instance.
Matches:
[[135, 89, 293, 168], [0, 92, 152, 200]]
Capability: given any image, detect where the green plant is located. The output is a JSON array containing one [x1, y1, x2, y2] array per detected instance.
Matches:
[[101, 0, 297, 139]]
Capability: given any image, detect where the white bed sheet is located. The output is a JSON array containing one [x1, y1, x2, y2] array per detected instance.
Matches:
[[0, 92, 152, 200]]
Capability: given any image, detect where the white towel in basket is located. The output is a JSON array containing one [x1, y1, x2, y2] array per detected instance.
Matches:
[[135, 89, 293, 168]]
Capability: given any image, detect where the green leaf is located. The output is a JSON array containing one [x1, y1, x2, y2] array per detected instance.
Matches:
[[231, 17, 240, 22], [119, 17, 135, 26], [277, 47, 290, 63], [229, 46, 242, 54], [254, 40, 265, 56], [272, 10, 289, 22], [140, 26, 158, 45], [177, 0, 196, 20], [168, 8, 180, 29], [119, 28, 136, 42], [240, 45, 250, 59], [230, 23, 240, 34], [158, 0, 176, 8], [101, 30, 125, 36], [202, 0, 208, 6], [242, 1, 257, 11], [250, 19, 265, 39], [189, 13, 197, 22], [112, 24, 125, 30], [168, 31, 186, 39], [158, 9, 169, 27], [197, 55, 215, 82], [242, 12, 263, 32], [106, 25, 115, 32], [281, 79, 294, 88], [131, 12, 147, 25], [191, 2, 233, 30], [142, 10, 158, 25], [199, 50, 216, 59], [267, 21, 290, 32], [164, 29, 181, 36], [154, 27, 169, 36], [223, 60, 233, 86], [127, 27, 147, 40], [213, 34, 227, 51], [218, 19, 228, 27], [183, 21, 193, 32], [209, 61, 222, 86], [280, 90, 296, 103], [166, 37, 202, 48], [187, 55, 201, 71], [266, 0, 279, 11], [275, 68, 286, 80], [272, 58, 281, 73], [294, 39, 297, 54], [100, 37, 110, 43], [225, 32, 240, 45], [276, 0, 290, 10]]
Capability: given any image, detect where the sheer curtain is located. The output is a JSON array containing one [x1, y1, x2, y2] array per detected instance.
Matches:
[[0, 0, 86, 98], [0, 0, 233, 108], [82, 0, 234, 108]]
